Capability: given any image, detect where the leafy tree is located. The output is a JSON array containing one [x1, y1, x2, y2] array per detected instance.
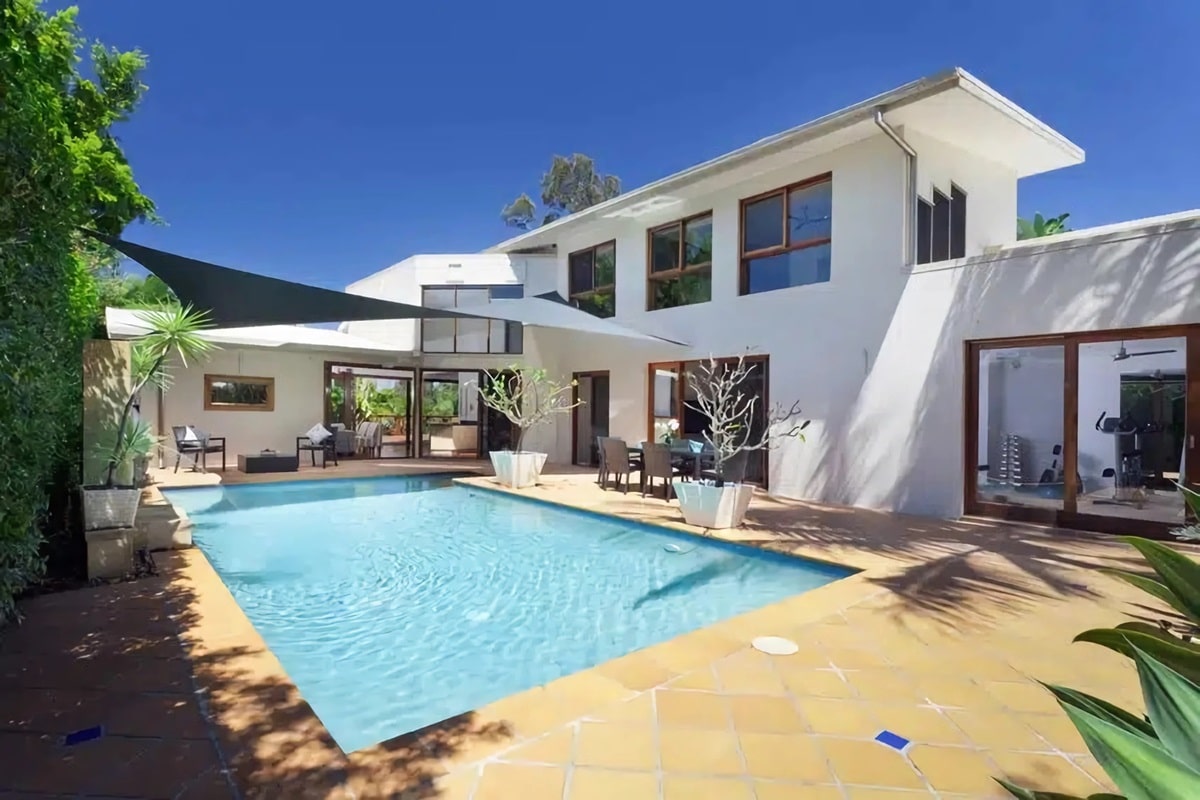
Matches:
[[501, 153, 621, 230], [0, 0, 154, 620], [1017, 212, 1070, 240]]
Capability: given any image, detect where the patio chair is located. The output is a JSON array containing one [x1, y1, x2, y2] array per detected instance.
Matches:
[[172, 425, 226, 473], [641, 442, 687, 500], [356, 421, 382, 457], [595, 435, 608, 486], [600, 438, 641, 494], [329, 423, 357, 457], [701, 449, 749, 484], [296, 426, 339, 468]]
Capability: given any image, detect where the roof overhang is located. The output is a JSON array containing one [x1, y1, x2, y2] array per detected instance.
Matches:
[[485, 68, 1083, 253]]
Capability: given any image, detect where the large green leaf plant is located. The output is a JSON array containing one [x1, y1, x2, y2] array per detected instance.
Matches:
[[998, 537, 1200, 799]]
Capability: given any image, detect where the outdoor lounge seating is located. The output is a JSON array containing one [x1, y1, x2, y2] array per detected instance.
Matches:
[[641, 442, 688, 500], [297, 429, 339, 468], [599, 437, 642, 493], [356, 421, 382, 457], [171, 425, 226, 473]]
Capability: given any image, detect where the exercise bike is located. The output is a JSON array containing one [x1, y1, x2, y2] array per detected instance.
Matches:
[[1093, 411, 1162, 507]]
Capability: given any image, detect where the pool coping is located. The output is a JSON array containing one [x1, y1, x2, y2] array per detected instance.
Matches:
[[158, 472, 915, 795]]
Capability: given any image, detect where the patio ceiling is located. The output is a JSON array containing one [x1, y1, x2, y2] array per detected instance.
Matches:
[[97, 235, 688, 347]]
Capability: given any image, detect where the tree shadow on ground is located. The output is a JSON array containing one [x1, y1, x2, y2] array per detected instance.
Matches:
[[1, 552, 512, 799], [738, 496, 1151, 634]]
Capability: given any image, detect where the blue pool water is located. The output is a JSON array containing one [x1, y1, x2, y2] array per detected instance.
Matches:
[[165, 477, 852, 752]]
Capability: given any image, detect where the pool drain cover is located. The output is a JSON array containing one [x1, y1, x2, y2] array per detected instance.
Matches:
[[752, 636, 798, 656]]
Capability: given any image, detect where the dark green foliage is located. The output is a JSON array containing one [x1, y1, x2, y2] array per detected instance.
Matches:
[[502, 154, 620, 230], [0, 0, 154, 621]]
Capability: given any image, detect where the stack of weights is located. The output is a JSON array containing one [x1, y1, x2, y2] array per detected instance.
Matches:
[[996, 434, 1025, 486]]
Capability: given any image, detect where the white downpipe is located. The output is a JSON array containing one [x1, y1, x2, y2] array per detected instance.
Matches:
[[873, 107, 918, 268]]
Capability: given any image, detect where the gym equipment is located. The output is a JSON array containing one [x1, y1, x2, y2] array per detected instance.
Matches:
[[1093, 411, 1163, 505], [1039, 443, 1084, 495], [994, 433, 1026, 486]]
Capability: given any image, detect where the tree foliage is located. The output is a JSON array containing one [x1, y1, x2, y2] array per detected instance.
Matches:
[[1017, 212, 1071, 240], [0, 0, 154, 621], [501, 154, 621, 230]]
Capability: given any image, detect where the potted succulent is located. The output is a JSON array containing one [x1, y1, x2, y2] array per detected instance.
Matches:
[[672, 354, 809, 529], [477, 365, 582, 489], [82, 306, 215, 530]]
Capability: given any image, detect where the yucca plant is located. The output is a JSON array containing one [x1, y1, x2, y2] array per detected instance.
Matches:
[[1171, 483, 1200, 543], [998, 537, 1200, 799], [101, 305, 215, 487]]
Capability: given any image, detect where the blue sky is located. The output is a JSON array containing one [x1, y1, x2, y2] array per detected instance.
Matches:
[[63, 0, 1200, 288]]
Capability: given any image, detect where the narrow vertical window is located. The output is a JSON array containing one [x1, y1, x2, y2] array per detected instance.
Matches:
[[950, 185, 967, 259], [932, 189, 951, 263], [916, 199, 933, 265]]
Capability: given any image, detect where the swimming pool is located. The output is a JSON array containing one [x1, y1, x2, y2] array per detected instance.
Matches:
[[166, 476, 853, 752]]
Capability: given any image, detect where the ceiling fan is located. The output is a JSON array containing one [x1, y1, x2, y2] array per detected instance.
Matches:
[[1113, 341, 1178, 361]]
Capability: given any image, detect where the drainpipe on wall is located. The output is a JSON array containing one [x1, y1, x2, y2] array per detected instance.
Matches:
[[157, 383, 165, 470], [873, 107, 917, 269]]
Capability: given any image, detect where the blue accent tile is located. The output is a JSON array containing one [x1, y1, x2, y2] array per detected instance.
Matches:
[[875, 730, 910, 751], [63, 725, 103, 746]]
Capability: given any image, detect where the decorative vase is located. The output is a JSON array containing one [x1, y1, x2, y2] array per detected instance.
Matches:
[[671, 480, 755, 529], [489, 451, 548, 489]]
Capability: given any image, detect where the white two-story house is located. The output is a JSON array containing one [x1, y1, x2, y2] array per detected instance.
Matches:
[[344, 67, 1200, 538]]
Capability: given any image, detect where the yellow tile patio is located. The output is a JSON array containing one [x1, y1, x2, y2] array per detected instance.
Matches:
[[5, 464, 1190, 798]]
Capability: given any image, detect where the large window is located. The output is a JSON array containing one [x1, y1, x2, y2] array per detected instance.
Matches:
[[739, 174, 832, 295], [568, 241, 616, 318], [917, 184, 967, 265], [647, 213, 712, 310], [204, 375, 274, 411], [421, 285, 524, 354]]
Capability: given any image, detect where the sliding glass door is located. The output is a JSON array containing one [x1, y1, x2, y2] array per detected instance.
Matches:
[[966, 326, 1200, 536]]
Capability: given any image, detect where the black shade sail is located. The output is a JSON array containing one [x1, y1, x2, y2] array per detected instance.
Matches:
[[97, 235, 484, 328]]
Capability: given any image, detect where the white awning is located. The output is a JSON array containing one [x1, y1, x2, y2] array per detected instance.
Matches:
[[454, 296, 689, 347], [105, 308, 400, 353]]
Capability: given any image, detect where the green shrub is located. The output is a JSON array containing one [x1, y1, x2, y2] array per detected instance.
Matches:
[[0, 0, 154, 622]]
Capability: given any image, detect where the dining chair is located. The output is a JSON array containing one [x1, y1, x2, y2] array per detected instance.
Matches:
[[600, 438, 641, 493], [641, 442, 687, 500]]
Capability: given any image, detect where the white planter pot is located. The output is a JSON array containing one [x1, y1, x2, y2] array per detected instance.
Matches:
[[81, 486, 141, 531], [490, 451, 548, 489], [672, 480, 755, 529]]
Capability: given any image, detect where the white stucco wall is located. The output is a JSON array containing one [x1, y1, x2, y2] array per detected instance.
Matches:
[[151, 347, 359, 466]]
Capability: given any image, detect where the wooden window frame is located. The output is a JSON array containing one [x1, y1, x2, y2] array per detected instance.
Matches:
[[420, 284, 524, 355], [204, 374, 275, 412], [738, 173, 832, 295], [646, 212, 713, 311], [567, 241, 617, 316]]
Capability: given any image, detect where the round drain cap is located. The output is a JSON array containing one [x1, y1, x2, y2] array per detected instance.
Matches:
[[752, 636, 799, 656]]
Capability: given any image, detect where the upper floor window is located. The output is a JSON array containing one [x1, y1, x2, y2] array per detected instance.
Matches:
[[739, 173, 832, 295], [647, 213, 713, 310], [917, 184, 967, 265], [568, 241, 616, 318], [421, 284, 524, 354]]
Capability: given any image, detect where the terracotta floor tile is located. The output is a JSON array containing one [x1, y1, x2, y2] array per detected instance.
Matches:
[[906, 744, 999, 795], [796, 697, 879, 737], [658, 727, 745, 776], [990, 751, 1103, 796], [574, 722, 658, 771], [985, 682, 1062, 715], [474, 763, 565, 800], [499, 729, 575, 764], [568, 767, 659, 800], [763, 647, 833, 670], [822, 647, 891, 670], [1070, 756, 1117, 791], [669, 668, 720, 692], [845, 669, 920, 702], [821, 738, 925, 790], [944, 711, 1048, 751], [908, 679, 1004, 711], [1018, 713, 1089, 754], [755, 782, 845, 800], [662, 775, 756, 800], [779, 669, 857, 699], [595, 653, 678, 692], [872, 706, 970, 746], [713, 661, 788, 695], [587, 692, 656, 725], [845, 789, 937, 799], [724, 694, 807, 734], [737, 733, 831, 782], [656, 689, 731, 729]]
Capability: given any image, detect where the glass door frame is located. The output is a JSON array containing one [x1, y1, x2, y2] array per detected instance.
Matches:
[[964, 324, 1200, 538], [646, 355, 771, 489], [571, 370, 609, 467]]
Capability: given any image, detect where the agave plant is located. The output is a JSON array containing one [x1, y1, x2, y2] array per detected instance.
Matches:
[[998, 536, 1200, 799], [1171, 483, 1200, 543], [1017, 212, 1071, 240]]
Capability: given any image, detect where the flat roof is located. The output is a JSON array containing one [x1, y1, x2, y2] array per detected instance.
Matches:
[[486, 68, 1084, 254]]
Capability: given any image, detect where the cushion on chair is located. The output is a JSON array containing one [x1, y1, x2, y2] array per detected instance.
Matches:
[[305, 423, 332, 444]]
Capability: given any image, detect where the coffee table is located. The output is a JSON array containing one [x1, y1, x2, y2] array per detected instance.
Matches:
[[237, 452, 299, 474]]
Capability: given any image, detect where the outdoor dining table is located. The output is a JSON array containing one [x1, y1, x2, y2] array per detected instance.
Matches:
[[628, 440, 715, 481]]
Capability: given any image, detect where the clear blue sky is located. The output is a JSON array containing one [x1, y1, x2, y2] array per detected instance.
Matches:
[[62, 0, 1200, 289]]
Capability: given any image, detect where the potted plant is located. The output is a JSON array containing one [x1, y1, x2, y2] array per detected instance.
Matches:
[[672, 354, 809, 529], [82, 306, 215, 530], [477, 365, 582, 489]]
